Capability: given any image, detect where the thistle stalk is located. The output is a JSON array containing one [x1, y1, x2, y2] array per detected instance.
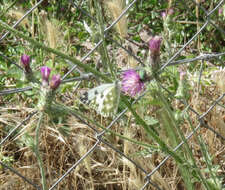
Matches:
[[35, 113, 47, 190], [94, 0, 114, 77]]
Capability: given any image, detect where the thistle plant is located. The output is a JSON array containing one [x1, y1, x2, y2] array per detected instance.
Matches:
[[36, 66, 61, 190], [0, 1, 224, 190], [21, 54, 31, 72], [147, 34, 199, 190], [162, 8, 176, 56], [175, 68, 189, 99], [21, 54, 33, 81], [40, 66, 51, 85], [148, 36, 162, 73], [38, 66, 61, 113]]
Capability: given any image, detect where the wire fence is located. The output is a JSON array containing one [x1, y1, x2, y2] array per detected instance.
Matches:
[[0, 0, 225, 190]]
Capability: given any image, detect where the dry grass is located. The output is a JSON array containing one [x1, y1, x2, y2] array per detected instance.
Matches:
[[7, 9, 30, 30], [0, 73, 225, 190], [39, 10, 63, 65], [0, 2, 224, 190], [105, 0, 128, 38]]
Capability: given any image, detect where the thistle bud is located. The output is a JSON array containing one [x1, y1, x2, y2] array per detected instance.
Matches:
[[168, 8, 174, 15], [149, 36, 162, 72], [180, 71, 186, 81], [40, 66, 51, 82], [161, 11, 167, 19], [49, 74, 61, 90], [149, 36, 162, 56], [21, 54, 31, 73], [218, 8, 223, 16]]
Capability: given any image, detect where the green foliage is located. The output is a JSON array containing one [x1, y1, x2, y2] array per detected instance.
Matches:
[[0, 1, 224, 190], [0, 153, 14, 167]]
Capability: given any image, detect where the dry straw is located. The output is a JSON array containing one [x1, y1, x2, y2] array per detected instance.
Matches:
[[39, 10, 62, 63], [45, 19, 58, 62], [211, 67, 225, 93], [105, 0, 128, 38], [7, 9, 30, 30]]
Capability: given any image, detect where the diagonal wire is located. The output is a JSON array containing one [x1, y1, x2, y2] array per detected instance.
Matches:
[[144, 124, 201, 180], [160, 20, 209, 71], [49, 90, 155, 189], [167, 52, 225, 67], [0, 0, 44, 42], [70, 0, 97, 23], [0, 0, 225, 190], [0, 52, 23, 70], [0, 111, 37, 146], [61, 39, 103, 80], [61, 0, 139, 80], [207, 0, 225, 17], [199, 93, 225, 120], [100, 138, 148, 174], [71, 0, 144, 65], [48, 140, 100, 190], [159, 81, 225, 141], [189, 0, 225, 36], [0, 161, 41, 190]]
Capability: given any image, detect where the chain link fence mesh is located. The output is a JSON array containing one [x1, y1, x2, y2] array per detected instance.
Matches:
[[0, 0, 225, 189]]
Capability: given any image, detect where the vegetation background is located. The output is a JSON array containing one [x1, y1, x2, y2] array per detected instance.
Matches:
[[0, 0, 224, 190]]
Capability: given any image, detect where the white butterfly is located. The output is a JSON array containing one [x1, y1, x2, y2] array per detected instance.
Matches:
[[80, 81, 121, 117]]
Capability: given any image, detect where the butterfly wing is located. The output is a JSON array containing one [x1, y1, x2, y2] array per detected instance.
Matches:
[[80, 81, 121, 117]]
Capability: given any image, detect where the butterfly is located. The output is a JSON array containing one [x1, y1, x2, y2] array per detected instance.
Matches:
[[80, 81, 121, 117]]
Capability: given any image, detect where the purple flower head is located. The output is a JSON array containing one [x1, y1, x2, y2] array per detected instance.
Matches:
[[161, 11, 167, 19], [50, 74, 61, 90], [168, 8, 174, 15], [121, 69, 144, 97], [218, 8, 223, 15], [149, 36, 162, 56], [21, 54, 30, 67], [21, 54, 32, 73], [40, 66, 51, 82]]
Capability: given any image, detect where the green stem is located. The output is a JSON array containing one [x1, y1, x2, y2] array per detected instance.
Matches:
[[155, 85, 194, 190], [0, 20, 184, 169], [51, 103, 158, 150], [95, 0, 114, 77], [0, 0, 17, 17], [121, 96, 184, 164], [53, 99, 184, 165], [185, 108, 214, 190], [0, 20, 111, 83], [35, 113, 47, 190]]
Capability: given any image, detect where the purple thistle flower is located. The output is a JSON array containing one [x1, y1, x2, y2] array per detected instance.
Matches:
[[21, 54, 31, 73], [218, 8, 223, 16], [149, 36, 162, 56], [161, 11, 167, 19], [121, 69, 144, 97], [168, 8, 174, 15], [21, 54, 30, 66], [50, 74, 61, 90], [40, 66, 51, 82]]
